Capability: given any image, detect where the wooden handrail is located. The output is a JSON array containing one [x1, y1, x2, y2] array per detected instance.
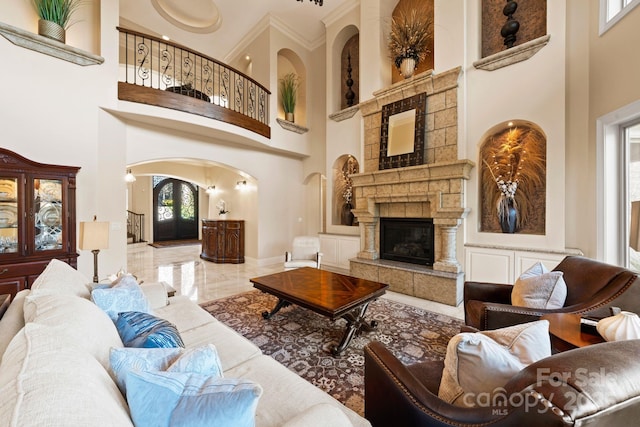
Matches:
[[116, 27, 271, 138]]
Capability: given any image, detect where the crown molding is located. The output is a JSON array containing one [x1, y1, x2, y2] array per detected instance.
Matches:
[[322, 0, 360, 29]]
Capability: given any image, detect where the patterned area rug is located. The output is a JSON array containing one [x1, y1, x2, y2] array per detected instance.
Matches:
[[200, 290, 463, 416]]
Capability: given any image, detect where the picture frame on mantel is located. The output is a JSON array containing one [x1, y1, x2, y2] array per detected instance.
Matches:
[[379, 92, 427, 170]]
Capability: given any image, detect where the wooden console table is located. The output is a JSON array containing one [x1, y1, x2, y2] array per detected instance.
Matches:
[[200, 219, 244, 264]]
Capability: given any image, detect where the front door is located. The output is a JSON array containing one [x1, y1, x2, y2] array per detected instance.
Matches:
[[152, 177, 198, 242]]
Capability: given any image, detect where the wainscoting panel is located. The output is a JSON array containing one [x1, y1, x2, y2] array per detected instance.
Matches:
[[320, 234, 360, 271], [465, 245, 583, 284]]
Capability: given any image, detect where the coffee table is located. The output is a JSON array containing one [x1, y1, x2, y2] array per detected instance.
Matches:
[[250, 267, 389, 356]]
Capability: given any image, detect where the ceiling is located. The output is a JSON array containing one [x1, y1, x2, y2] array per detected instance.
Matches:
[[120, 0, 353, 61]]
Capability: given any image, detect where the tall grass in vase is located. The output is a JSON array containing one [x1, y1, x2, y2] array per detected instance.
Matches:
[[33, 0, 83, 43], [279, 72, 299, 122]]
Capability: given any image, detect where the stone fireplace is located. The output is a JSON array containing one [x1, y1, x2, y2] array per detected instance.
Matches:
[[349, 67, 473, 306]]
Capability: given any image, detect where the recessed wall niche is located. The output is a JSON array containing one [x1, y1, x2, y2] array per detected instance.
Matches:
[[332, 155, 359, 226], [340, 34, 359, 110], [277, 49, 306, 126], [480, 122, 546, 235], [390, 0, 434, 85], [481, 0, 546, 57]]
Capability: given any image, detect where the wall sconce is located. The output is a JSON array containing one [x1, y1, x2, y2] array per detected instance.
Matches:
[[125, 169, 136, 183], [235, 180, 247, 191], [79, 216, 110, 283], [206, 185, 217, 195]]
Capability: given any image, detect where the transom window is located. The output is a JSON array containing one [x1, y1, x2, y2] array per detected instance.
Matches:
[[600, 0, 640, 34]]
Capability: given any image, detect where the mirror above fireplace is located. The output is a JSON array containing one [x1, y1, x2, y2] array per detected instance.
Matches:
[[379, 92, 427, 170]]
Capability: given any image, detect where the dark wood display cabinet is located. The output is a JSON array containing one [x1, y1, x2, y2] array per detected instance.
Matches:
[[200, 219, 244, 264], [0, 148, 79, 300]]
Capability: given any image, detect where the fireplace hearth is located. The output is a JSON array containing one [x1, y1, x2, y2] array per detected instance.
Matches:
[[380, 218, 434, 266]]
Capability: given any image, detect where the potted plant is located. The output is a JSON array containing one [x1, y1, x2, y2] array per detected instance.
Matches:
[[32, 0, 83, 44], [279, 72, 299, 122], [388, 7, 433, 79]]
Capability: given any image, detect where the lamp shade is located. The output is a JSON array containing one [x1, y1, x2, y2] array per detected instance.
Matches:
[[79, 221, 110, 250]]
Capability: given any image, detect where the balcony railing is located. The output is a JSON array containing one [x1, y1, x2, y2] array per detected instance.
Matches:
[[117, 27, 270, 139]]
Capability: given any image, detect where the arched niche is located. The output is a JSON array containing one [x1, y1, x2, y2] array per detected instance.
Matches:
[[277, 49, 307, 125], [332, 25, 359, 112], [479, 120, 547, 234], [331, 155, 359, 226], [390, 0, 434, 85]]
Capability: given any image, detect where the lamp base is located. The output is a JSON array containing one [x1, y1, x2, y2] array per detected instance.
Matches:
[[92, 249, 100, 283]]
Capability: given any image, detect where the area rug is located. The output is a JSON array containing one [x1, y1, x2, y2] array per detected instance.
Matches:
[[200, 290, 463, 415], [148, 239, 201, 248]]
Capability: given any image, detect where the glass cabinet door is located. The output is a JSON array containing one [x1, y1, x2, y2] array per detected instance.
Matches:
[[0, 178, 18, 254], [34, 178, 63, 252]]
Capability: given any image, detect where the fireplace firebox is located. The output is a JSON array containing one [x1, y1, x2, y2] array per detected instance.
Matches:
[[380, 218, 434, 266]]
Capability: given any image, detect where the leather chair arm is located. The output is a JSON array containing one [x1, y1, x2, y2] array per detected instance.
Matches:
[[479, 302, 548, 329], [463, 281, 513, 306], [364, 341, 499, 426], [505, 339, 640, 423]]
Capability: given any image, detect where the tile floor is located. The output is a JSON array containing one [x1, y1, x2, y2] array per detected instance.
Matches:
[[127, 242, 465, 320]]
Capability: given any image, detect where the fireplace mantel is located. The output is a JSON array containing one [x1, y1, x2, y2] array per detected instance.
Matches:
[[349, 67, 473, 306]]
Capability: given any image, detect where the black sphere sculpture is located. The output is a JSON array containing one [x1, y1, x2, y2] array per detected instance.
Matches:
[[345, 51, 355, 107], [501, 0, 520, 49]]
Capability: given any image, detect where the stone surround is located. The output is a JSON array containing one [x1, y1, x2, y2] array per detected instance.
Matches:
[[349, 67, 473, 306]]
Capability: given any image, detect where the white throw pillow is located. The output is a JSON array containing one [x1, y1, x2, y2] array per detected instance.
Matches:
[[511, 262, 567, 309], [438, 320, 551, 407], [30, 258, 91, 299]]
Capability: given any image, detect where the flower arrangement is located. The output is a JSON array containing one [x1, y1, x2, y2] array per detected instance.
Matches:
[[341, 156, 358, 205], [388, 7, 433, 69], [482, 127, 546, 230], [215, 200, 229, 215]]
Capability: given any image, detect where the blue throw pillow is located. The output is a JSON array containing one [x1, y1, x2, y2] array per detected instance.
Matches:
[[110, 347, 183, 394], [110, 344, 224, 395], [91, 275, 151, 321], [126, 371, 262, 427], [116, 311, 184, 348]]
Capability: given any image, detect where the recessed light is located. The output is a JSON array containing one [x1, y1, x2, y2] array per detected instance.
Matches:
[[162, 35, 170, 41], [245, 55, 251, 61]]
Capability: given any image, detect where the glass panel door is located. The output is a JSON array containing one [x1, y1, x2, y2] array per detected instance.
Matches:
[[34, 178, 63, 252], [0, 178, 18, 254]]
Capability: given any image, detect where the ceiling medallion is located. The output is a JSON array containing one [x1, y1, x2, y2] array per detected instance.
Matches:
[[297, 0, 323, 5]]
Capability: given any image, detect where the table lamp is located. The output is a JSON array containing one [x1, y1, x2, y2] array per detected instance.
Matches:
[[79, 216, 110, 283]]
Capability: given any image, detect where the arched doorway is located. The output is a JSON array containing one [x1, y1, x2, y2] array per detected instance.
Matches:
[[152, 177, 198, 242]]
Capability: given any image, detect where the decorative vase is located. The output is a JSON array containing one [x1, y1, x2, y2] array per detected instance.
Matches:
[[38, 19, 65, 43], [285, 112, 294, 122], [219, 213, 228, 220], [399, 57, 416, 79], [596, 311, 640, 341], [341, 202, 354, 226], [499, 199, 518, 233]]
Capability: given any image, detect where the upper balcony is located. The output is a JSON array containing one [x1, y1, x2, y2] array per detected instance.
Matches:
[[117, 27, 270, 139]]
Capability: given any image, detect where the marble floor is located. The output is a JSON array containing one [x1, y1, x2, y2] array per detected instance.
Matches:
[[127, 242, 465, 320]]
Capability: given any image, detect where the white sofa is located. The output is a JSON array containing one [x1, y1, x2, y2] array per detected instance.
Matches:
[[0, 260, 370, 427]]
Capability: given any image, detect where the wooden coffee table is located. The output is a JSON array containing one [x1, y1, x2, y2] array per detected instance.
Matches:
[[250, 267, 389, 356]]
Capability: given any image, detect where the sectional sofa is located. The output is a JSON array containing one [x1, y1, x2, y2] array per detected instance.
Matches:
[[0, 259, 370, 426]]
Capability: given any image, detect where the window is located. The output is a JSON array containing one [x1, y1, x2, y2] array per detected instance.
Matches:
[[600, 0, 640, 35], [597, 100, 640, 268], [625, 122, 640, 271]]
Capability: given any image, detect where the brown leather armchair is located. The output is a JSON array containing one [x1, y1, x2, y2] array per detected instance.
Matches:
[[464, 256, 640, 330], [364, 339, 640, 426]]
